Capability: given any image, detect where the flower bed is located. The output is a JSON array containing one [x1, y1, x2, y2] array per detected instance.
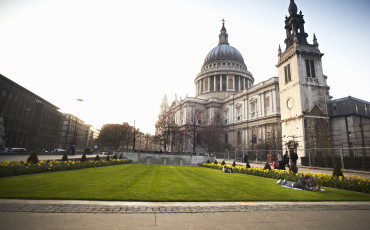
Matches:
[[201, 163, 370, 194], [0, 159, 131, 177]]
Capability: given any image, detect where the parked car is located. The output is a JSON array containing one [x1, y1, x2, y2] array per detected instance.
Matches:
[[4, 148, 27, 153], [52, 149, 67, 154]]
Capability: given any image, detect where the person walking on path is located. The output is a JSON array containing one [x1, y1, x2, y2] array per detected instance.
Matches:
[[277, 153, 283, 169], [290, 150, 298, 165], [283, 151, 290, 168]]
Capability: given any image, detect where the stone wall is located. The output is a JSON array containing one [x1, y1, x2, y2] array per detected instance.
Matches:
[[114, 152, 215, 166]]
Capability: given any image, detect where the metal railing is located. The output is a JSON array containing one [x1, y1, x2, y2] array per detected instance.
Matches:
[[212, 147, 370, 171]]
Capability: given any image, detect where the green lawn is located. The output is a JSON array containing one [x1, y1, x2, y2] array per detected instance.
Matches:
[[0, 164, 369, 201]]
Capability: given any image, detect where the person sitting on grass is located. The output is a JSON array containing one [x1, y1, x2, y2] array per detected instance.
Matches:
[[276, 175, 321, 191], [222, 166, 233, 173], [273, 159, 279, 169]]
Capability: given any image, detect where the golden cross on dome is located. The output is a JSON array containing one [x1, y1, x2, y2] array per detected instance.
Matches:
[[222, 18, 225, 25]]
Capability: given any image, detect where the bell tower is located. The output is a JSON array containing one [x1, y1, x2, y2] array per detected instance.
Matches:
[[276, 0, 331, 164]]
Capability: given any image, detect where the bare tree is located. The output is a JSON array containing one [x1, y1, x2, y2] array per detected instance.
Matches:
[[97, 123, 133, 151], [184, 107, 203, 154], [198, 111, 224, 152], [155, 113, 176, 152]]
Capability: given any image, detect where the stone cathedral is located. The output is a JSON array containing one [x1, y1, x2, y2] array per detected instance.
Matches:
[[158, 0, 370, 163]]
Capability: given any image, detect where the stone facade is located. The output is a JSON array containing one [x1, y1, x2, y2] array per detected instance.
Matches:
[[159, 21, 281, 154], [328, 96, 370, 157], [158, 0, 370, 164]]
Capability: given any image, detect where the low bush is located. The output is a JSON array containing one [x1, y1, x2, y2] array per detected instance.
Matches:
[[246, 162, 251, 168], [80, 154, 87, 162], [221, 161, 225, 166], [263, 162, 271, 171], [333, 165, 344, 177], [94, 155, 100, 161], [0, 159, 132, 177], [200, 163, 370, 194], [289, 163, 298, 174], [62, 153, 68, 162], [232, 160, 236, 167], [27, 152, 39, 164], [106, 154, 110, 161], [214, 160, 218, 164]]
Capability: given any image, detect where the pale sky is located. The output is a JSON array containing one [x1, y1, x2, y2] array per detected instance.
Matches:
[[1, 0, 369, 134]]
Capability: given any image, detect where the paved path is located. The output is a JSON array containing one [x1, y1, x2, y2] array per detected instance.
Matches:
[[0, 200, 369, 230], [1, 200, 369, 214]]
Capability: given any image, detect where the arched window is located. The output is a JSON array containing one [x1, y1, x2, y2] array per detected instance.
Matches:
[[252, 128, 257, 144], [224, 132, 228, 144]]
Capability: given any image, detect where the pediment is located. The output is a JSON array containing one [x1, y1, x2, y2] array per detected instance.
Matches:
[[308, 104, 325, 116]]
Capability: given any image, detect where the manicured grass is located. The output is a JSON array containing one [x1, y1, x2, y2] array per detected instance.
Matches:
[[0, 164, 369, 201]]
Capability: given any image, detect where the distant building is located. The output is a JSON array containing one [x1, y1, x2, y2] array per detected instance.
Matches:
[[0, 73, 62, 151], [58, 113, 87, 152], [85, 124, 100, 151], [328, 96, 370, 156]]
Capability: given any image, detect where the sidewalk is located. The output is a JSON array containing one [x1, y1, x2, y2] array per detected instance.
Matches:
[[0, 200, 369, 230], [1, 199, 369, 214], [219, 159, 370, 180]]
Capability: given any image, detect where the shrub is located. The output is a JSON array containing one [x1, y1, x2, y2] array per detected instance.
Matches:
[[119, 154, 123, 159], [206, 159, 211, 164], [113, 154, 118, 160], [332, 165, 344, 177], [27, 152, 39, 164], [232, 160, 236, 167], [80, 153, 87, 162], [214, 160, 218, 164], [106, 154, 110, 161], [289, 162, 298, 174], [221, 161, 226, 166], [263, 162, 271, 171], [62, 153, 68, 162], [246, 162, 251, 168], [94, 154, 100, 161]]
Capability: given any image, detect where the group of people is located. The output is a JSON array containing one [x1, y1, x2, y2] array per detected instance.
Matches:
[[277, 175, 322, 192], [222, 166, 233, 173], [273, 150, 298, 170]]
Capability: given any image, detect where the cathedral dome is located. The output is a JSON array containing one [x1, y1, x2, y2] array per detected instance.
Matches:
[[203, 44, 245, 67], [194, 20, 254, 101]]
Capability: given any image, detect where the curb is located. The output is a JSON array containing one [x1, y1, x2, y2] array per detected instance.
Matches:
[[1, 200, 369, 214]]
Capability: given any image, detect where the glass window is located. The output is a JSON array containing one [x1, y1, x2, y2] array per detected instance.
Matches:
[[305, 59, 316, 78]]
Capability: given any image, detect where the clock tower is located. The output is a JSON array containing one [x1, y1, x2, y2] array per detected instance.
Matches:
[[276, 0, 331, 164]]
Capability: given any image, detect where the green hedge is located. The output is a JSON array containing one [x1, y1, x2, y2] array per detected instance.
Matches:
[[201, 163, 370, 193], [0, 159, 131, 177]]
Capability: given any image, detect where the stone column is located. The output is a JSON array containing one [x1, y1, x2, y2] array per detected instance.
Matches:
[[271, 89, 275, 113], [233, 76, 235, 91], [220, 75, 222, 91], [208, 76, 210, 92], [260, 93, 265, 117], [214, 76, 216, 91]]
